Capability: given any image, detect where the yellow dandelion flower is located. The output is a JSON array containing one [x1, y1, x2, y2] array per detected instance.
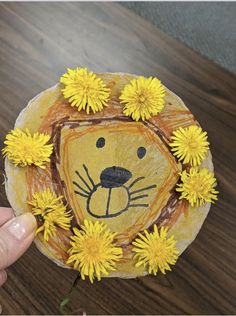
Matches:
[[2, 128, 53, 169], [28, 188, 72, 241], [60, 67, 110, 114], [169, 125, 209, 166], [67, 220, 122, 283], [119, 76, 165, 121], [132, 225, 179, 275], [176, 167, 218, 207]]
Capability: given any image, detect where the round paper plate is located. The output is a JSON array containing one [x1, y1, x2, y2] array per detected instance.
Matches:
[[5, 72, 213, 278]]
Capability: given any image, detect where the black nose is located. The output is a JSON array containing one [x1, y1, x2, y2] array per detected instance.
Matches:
[[100, 166, 132, 188]]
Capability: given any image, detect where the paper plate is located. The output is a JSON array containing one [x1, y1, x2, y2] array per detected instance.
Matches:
[[5, 72, 213, 278]]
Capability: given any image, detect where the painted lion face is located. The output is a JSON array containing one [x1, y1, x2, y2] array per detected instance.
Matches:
[[5, 72, 213, 278], [54, 118, 179, 242]]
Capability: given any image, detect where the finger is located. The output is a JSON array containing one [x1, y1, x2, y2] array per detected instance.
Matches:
[[0, 213, 36, 270], [0, 270, 7, 286], [0, 207, 14, 226]]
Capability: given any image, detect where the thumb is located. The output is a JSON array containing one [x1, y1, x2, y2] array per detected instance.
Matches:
[[0, 212, 36, 270]]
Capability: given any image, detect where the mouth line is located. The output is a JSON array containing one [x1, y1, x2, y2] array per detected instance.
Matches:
[[85, 183, 130, 219], [106, 188, 112, 217], [73, 166, 157, 218]]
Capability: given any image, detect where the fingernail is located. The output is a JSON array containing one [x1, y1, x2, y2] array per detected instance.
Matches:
[[0, 270, 7, 284], [5, 213, 36, 240]]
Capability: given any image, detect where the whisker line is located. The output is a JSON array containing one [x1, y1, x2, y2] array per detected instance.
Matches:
[[128, 176, 145, 189], [83, 164, 95, 188], [130, 194, 148, 201], [74, 191, 89, 198], [73, 181, 90, 195], [129, 203, 149, 208], [130, 184, 157, 195], [75, 170, 92, 191]]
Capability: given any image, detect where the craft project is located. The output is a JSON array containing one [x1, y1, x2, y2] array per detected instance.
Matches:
[[3, 68, 218, 283]]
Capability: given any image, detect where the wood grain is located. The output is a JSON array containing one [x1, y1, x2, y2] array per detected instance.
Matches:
[[0, 2, 236, 314]]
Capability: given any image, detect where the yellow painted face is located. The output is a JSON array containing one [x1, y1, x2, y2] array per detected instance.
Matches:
[[56, 119, 180, 243]]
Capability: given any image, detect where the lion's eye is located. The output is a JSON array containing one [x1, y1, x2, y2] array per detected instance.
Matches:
[[96, 137, 105, 148], [137, 147, 146, 159]]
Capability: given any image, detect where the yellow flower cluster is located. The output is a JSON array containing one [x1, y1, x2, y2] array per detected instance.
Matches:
[[132, 225, 179, 275], [60, 67, 166, 121], [170, 125, 209, 167], [169, 125, 218, 207], [60, 68, 110, 114], [177, 168, 218, 207], [119, 76, 165, 121], [28, 188, 179, 282], [26, 186, 179, 282], [2, 128, 53, 168], [65, 220, 179, 283], [28, 189, 180, 282], [67, 220, 122, 283], [28, 189, 72, 241]]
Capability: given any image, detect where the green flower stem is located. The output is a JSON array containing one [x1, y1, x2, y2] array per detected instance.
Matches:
[[59, 273, 81, 315]]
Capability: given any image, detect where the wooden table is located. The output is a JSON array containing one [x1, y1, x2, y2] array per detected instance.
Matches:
[[0, 3, 235, 315]]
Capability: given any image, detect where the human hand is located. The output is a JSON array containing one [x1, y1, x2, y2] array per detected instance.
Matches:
[[0, 207, 36, 286]]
